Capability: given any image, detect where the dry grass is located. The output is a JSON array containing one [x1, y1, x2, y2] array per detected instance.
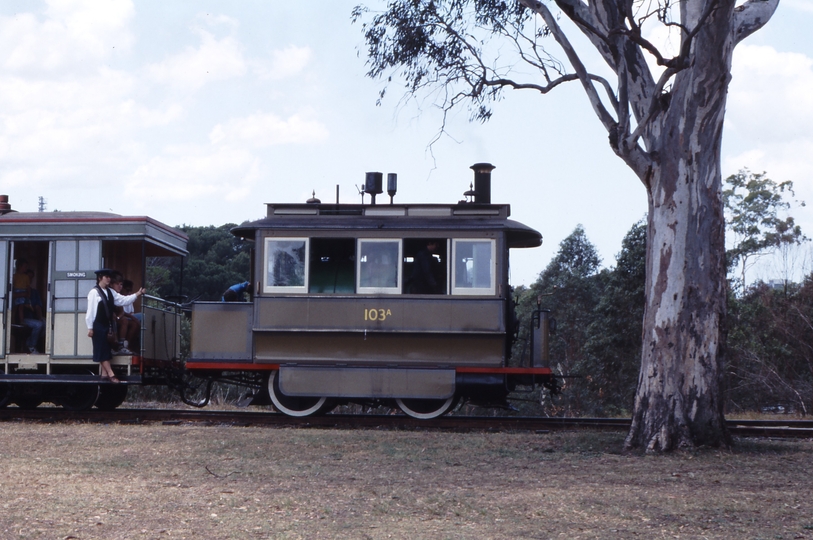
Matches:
[[1, 422, 812, 539]]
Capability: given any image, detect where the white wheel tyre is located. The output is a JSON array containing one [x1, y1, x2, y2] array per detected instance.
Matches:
[[395, 397, 457, 419], [268, 371, 328, 417]]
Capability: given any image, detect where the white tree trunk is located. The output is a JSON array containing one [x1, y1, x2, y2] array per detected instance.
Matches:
[[520, 0, 778, 450], [623, 4, 735, 450]]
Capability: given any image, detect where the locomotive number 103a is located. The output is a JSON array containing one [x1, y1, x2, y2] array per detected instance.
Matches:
[[364, 308, 392, 321]]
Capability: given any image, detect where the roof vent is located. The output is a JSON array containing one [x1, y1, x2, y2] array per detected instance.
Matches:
[[387, 173, 397, 204], [364, 172, 383, 205]]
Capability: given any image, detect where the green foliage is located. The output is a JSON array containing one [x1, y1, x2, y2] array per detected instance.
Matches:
[[513, 225, 605, 415], [352, 1, 540, 122], [150, 224, 253, 302], [581, 220, 646, 416], [726, 278, 813, 415], [512, 222, 646, 417], [723, 169, 806, 288]]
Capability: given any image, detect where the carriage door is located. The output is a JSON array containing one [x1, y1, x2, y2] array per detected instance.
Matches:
[[51, 240, 100, 357], [0, 240, 7, 358]]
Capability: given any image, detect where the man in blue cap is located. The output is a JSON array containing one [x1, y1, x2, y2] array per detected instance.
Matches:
[[222, 281, 251, 302]]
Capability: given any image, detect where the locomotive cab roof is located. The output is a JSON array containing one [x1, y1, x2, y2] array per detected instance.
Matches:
[[231, 202, 542, 249]]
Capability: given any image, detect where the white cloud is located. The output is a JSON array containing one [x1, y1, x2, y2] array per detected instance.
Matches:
[[126, 145, 261, 204], [0, 2, 333, 217], [782, 0, 813, 13], [0, 70, 133, 161], [724, 45, 813, 270], [209, 111, 329, 148], [146, 29, 247, 91], [195, 12, 240, 31], [728, 44, 813, 142], [726, 44, 813, 193], [0, 0, 134, 72], [253, 45, 313, 80]]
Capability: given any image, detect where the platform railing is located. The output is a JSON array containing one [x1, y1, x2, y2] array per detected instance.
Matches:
[[141, 294, 184, 363]]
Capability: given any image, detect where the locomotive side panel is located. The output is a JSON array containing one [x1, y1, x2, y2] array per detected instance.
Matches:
[[278, 366, 456, 398], [189, 302, 253, 361], [254, 296, 505, 333], [254, 331, 504, 366]]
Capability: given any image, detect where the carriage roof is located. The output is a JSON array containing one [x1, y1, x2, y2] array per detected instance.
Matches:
[[0, 211, 188, 256]]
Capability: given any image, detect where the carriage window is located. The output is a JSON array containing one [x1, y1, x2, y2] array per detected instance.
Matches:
[[357, 239, 401, 294], [263, 238, 308, 293], [55, 241, 77, 271], [452, 239, 496, 295], [78, 241, 100, 270], [54, 279, 74, 311], [309, 238, 355, 294]]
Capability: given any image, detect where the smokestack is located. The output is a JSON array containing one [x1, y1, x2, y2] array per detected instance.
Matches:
[[0, 195, 13, 215], [470, 163, 495, 204]]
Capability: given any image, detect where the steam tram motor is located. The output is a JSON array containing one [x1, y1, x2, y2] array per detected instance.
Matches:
[[1, 164, 556, 418]]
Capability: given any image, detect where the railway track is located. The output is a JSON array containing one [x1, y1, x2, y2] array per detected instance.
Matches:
[[2, 407, 812, 438]]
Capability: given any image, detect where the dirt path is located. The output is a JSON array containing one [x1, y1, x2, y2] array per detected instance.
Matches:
[[1, 423, 811, 539]]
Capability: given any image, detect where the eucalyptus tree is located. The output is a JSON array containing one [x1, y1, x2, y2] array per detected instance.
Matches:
[[354, 0, 779, 450], [723, 169, 806, 290]]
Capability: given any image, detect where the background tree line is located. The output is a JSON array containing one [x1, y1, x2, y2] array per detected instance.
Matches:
[[145, 170, 811, 416], [512, 169, 811, 417], [148, 224, 252, 303]]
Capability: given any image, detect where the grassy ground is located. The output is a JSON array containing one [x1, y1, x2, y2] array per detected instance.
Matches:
[[1, 422, 812, 539]]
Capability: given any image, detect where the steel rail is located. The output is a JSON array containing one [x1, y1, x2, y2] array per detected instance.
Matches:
[[2, 408, 813, 438]]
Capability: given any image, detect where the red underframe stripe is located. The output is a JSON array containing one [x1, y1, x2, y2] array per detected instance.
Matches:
[[185, 362, 280, 371], [455, 366, 553, 375], [184, 362, 551, 375]]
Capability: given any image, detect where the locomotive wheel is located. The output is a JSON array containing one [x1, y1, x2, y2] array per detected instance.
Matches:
[[13, 396, 43, 409], [395, 397, 457, 419], [59, 383, 100, 411], [268, 371, 328, 417], [95, 384, 129, 410], [0, 383, 11, 409]]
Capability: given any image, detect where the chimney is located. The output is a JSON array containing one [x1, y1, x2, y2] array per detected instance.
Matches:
[[0, 195, 13, 215], [470, 163, 495, 204]]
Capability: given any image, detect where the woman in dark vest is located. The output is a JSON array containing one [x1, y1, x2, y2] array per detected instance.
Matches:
[[85, 269, 145, 383]]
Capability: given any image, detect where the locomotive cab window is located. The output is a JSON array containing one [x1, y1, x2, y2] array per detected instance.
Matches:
[[309, 238, 355, 294], [357, 239, 401, 294], [403, 238, 448, 294], [263, 238, 308, 294], [452, 239, 496, 295]]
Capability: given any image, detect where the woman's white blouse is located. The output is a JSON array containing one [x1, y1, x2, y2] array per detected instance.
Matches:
[[85, 288, 139, 330]]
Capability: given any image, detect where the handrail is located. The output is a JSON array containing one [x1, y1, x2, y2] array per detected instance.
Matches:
[[142, 294, 183, 313]]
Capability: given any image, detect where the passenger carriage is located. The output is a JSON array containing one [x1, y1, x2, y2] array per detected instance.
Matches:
[[0, 198, 187, 410]]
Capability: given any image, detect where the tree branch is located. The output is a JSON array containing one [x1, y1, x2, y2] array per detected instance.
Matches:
[[519, 0, 617, 131], [733, 0, 780, 44]]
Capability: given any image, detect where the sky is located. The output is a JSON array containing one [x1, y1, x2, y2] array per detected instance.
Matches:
[[1, 0, 811, 286]]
